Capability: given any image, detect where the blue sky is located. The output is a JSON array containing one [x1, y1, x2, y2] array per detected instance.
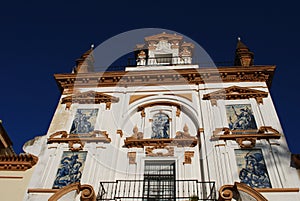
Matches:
[[0, 1, 299, 153]]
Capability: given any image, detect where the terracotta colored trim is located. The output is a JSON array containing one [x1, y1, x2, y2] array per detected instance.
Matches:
[[124, 138, 198, 148], [61, 90, 119, 110], [202, 85, 268, 105], [0, 154, 38, 171], [218, 182, 268, 201], [129, 94, 155, 104], [137, 101, 181, 111], [47, 131, 111, 147], [27, 188, 59, 193], [255, 188, 299, 192], [54, 66, 276, 93], [116, 130, 123, 138], [47, 183, 96, 201], [212, 126, 281, 141], [0, 176, 23, 179], [48, 183, 80, 201]]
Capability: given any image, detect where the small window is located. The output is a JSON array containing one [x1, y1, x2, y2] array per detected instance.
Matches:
[[151, 113, 170, 139]]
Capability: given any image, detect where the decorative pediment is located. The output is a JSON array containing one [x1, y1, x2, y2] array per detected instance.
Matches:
[[203, 86, 268, 106], [47, 130, 111, 150], [211, 126, 281, 148], [61, 91, 119, 109], [144, 32, 183, 43]]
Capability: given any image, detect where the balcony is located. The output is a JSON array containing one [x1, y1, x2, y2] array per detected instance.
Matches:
[[97, 180, 216, 200]]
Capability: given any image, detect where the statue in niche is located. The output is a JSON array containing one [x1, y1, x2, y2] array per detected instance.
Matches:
[[137, 50, 147, 66], [175, 124, 192, 139], [130, 125, 143, 139], [151, 113, 170, 139]]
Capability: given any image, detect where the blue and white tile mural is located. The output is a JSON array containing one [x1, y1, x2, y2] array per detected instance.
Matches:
[[235, 149, 271, 188], [70, 109, 98, 134], [151, 113, 170, 139], [53, 151, 87, 189], [226, 104, 257, 130]]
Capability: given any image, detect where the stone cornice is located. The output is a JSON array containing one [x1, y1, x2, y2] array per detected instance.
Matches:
[[54, 66, 275, 94], [0, 153, 38, 171]]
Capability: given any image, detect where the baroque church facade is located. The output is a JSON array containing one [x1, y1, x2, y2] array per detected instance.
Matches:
[[21, 33, 300, 201]]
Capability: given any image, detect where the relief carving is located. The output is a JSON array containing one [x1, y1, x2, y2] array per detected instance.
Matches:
[[145, 146, 174, 157]]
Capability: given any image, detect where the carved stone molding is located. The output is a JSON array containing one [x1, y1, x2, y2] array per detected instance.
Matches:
[[47, 130, 111, 148], [127, 152, 136, 164], [68, 141, 85, 151], [124, 138, 197, 148], [0, 153, 38, 171], [212, 126, 281, 148], [145, 146, 174, 157], [137, 101, 181, 112], [48, 183, 96, 201], [61, 90, 119, 109], [211, 126, 281, 146], [183, 151, 194, 164], [236, 138, 256, 148], [218, 182, 268, 201], [203, 86, 268, 106], [54, 66, 276, 94], [144, 32, 183, 44]]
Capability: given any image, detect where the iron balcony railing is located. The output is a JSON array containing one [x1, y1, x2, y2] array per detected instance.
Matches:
[[128, 56, 194, 66], [97, 179, 216, 200]]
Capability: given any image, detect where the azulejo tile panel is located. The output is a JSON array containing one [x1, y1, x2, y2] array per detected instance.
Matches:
[[53, 151, 87, 189], [235, 149, 271, 188], [226, 104, 257, 130], [70, 109, 98, 134]]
